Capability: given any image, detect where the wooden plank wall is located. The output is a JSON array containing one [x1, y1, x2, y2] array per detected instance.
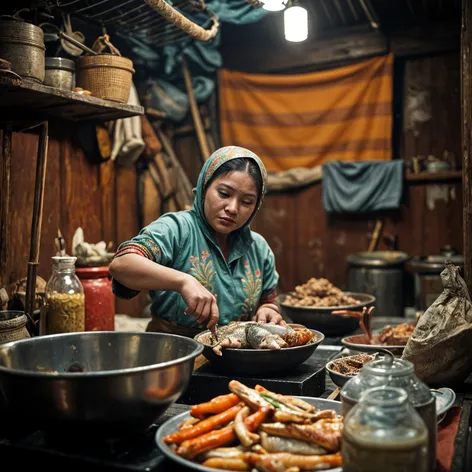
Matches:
[[0, 123, 146, 316]]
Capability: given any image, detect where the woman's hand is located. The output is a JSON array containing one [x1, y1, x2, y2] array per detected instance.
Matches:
[[179, 275, 219, 330], [253, 305, 286, 326]]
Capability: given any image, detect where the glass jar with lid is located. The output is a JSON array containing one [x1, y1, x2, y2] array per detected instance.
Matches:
[[341, 353, 436, 472], [46, 256, 85, 334], [342, 386, 429, 472]]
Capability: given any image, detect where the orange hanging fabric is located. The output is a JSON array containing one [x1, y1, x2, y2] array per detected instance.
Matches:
[[220, 54, 393, 172]]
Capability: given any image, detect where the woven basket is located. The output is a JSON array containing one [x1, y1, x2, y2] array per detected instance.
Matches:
[[76, 53, 135, 103]]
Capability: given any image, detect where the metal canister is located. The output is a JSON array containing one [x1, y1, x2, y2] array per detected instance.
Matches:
[[0, 16, 45, 83], [44, 57, 75, 90], [346, 251, 409, 318]]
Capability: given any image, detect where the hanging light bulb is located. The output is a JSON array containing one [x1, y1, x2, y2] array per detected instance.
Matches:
[[284, 1, 308, 42], [262, 0, 287, 12]]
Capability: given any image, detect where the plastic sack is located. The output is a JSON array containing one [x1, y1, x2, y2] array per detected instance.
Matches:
[[402, 262, 472, 386]]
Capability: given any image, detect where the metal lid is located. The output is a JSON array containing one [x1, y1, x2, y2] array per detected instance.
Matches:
[[45, 57, 75, 72], [408, 255, 464, 274], [51, 256, 77, 271], [347, 251, 409, 268]]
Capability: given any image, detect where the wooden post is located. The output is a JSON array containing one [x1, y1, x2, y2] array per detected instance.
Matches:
[[181, 57, 211, 161], [0, 125, 12, 287], [25, 122, 49, 327], [462, 0, 472, 291]]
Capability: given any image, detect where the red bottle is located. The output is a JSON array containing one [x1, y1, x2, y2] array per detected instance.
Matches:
[[75, 267, 115, 331]]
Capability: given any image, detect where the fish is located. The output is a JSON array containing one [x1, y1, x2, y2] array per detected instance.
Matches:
[[246, 324, 288, 350], [212, 324, 251, 356], [212, 322, 288, 356], [210, 322, 314, 356], [259, 432, 328, 455]]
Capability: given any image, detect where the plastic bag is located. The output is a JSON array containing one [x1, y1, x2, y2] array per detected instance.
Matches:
[[402, 262, 472, 386]]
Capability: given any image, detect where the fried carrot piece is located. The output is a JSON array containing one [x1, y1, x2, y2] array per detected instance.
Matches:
[[177, 406, 271, 459], [190, 393, 240, 419], [164, 403, 243, 444]]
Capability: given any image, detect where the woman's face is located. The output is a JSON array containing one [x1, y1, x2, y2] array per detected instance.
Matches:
[[204, 171, 259, 236]]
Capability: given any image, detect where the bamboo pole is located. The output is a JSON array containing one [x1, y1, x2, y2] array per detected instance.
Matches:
[[182, 57, 211, 161], [25, 122, 49, 328], [0, 125, 12, 287], [462, 0, 472, 291]]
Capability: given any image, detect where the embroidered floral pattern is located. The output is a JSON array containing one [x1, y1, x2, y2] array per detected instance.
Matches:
[[141, 239, 162, 263], [241, 260, 262, 318], [189, 250, 217, 293], [114, 244, 153, 261]]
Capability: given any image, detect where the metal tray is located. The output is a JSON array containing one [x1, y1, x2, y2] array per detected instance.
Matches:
[[156, 396, 342, 472]]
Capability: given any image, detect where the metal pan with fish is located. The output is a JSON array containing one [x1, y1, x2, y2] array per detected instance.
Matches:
[[194, 322, 324, 375]]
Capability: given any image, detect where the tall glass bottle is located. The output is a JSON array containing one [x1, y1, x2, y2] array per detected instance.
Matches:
[[46, 256, 85, 334]]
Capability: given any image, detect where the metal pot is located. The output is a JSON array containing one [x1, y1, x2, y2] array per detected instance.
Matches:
[[44, 57, 75, 91], [0, 331, 203, 437], [407, 246, 464, 311], [0, 16, 45, 83], [346, 251, 409, 318]]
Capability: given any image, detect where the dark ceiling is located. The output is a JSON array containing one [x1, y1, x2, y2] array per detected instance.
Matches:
[[221, 0, 461, 48]]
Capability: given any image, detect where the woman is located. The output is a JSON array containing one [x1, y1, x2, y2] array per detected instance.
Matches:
[[109, 146, 284, 337]]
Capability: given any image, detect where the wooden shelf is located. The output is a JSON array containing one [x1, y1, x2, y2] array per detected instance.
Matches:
[[0, 77, 143, 125], [406, 170, 462, 183]]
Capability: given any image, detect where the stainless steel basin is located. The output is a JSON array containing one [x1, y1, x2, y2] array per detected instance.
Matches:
[[0, 331, 202, 437]]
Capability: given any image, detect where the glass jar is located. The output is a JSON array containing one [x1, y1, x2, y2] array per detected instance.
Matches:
[[342, 386, 429, 472], [46, 256, 85, 334], [341, 354, 436, 472], [76, 267, 115, 331]]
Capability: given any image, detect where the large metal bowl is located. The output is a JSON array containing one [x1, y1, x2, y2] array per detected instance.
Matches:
[[194, 328, 324, 375], [279, 292, 376, 336], [0, 331, 203, 436]]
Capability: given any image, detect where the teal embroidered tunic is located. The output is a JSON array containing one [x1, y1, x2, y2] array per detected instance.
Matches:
[[112, 146, 279, 328]]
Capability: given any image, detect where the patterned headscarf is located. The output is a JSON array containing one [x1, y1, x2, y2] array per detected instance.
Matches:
[[192, 146, 268, 238]]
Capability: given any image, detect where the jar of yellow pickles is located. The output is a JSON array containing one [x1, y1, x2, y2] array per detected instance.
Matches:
[[46, 256, 85, 334]]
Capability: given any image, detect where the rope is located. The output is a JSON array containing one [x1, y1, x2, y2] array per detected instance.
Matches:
[[145, 0, 219, 41]]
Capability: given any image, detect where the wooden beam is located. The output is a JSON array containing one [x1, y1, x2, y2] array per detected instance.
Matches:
[[462, 0, 472, 291], [221, 23, 459, 74], [223, 30, 388, 73], [391, 23, 459, 57], [223, 32, 388, 73]]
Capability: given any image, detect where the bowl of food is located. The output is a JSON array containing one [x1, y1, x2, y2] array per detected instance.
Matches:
[[194, 322, 324, 375], [157, 380, 343, 472], [326, 353, 375, 387], [341, 321, 416, 356], [0, 331, 203, 437], [279, 277, 375, 336]]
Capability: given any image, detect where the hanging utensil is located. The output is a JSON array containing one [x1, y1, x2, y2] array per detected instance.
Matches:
[[61, 13, 86, 57], [58, 31, 98, 56]]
